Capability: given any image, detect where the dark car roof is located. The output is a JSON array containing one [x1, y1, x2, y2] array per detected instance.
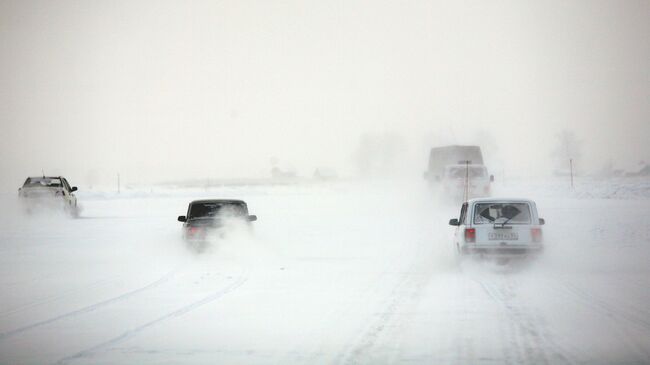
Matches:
[[189, 199, 247, 205], [25, 176, 65, 182], [23, 176, 65, 188], [185, 199, 249, 222]]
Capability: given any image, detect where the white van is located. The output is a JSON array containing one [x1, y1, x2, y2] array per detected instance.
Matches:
[[441, 164, 493, 199], [424, 145, 484, 182], [449, 198, 545, 258]]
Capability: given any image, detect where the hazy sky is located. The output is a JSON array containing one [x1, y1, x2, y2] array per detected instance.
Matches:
[[1, 0, 648, 189]]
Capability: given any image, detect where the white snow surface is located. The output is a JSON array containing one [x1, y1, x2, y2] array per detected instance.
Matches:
[[1, 178, 649, 364]]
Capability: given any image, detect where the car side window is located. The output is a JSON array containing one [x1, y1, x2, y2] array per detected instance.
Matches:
[[459, 203, 468, 224], [62, 179, 71, 192]]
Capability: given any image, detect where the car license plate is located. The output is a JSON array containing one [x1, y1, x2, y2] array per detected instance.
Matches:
[[489, 232, 519, 240]]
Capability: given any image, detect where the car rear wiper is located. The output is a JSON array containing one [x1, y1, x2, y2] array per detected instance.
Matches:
[[493, 217, 513, 229]]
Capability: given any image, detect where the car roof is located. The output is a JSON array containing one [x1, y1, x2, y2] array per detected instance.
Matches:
[[23, 176, 65, 187], [189, 199, 247, 205], [446, 164, 485, 168], [466, 197, 536, 205]]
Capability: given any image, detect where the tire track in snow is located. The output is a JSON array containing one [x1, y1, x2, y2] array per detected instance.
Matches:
[[0, 269, 178, 341], [0, 277, 119, 319], [282, 263, 401, 365], [563, 282, 650, 333], [333, 274, 413, 365], [560, 281, 650, 360], [2, 271, 76, 291], [333, 250, 432, 365], [475, 278, 578, 365], [52, 268, 250, 365]]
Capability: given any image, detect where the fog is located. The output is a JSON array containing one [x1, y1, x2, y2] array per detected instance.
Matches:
[[2, 1, 650, 364], [1, 0, 649, 189], [1, 178, 650, 364]]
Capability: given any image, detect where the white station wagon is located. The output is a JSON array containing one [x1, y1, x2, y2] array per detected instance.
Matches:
[[449, 198, 545, 258]]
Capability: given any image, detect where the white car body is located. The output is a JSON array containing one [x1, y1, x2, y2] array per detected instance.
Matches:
[[19, 176, 78, 215], [449, 198, 544, 258], [441, 164, 492, 199]]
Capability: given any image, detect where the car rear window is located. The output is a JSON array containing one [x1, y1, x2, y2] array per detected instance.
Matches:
[[473, 202, 531, 224], [446, 167, 486, 178], [24, 177, 62, 187], [189, 202, 248, 219]]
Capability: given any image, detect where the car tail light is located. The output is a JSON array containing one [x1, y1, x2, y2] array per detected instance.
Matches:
[[465, 228, 476, 243], [531, 228, 542, 243], [188, 227, 202, 236]]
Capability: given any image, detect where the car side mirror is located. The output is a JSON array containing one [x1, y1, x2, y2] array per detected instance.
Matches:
[[177, 215, 187, 222], [449, 218, 460, 226], [539, 218, 545, 225], [490, 175, 494, 182], [248, 215, 258, 222], [71, 186, 78, 192]]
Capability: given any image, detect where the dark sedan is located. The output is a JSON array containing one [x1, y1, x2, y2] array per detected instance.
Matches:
[[177, 199, 257, 241]]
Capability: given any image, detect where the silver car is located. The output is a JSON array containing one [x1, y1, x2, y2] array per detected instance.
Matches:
[[19, 176, 78, 216]]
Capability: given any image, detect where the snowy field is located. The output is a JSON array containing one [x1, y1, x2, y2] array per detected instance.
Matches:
[[1, 178, 649, 364]]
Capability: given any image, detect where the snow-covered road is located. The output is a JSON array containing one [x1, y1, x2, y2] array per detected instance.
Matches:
[[1, 179, 649, 364]]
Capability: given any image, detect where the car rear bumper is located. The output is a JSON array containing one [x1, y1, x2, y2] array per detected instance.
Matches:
[[20, 196, 67, 208], [461, 245, 543, 257]]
